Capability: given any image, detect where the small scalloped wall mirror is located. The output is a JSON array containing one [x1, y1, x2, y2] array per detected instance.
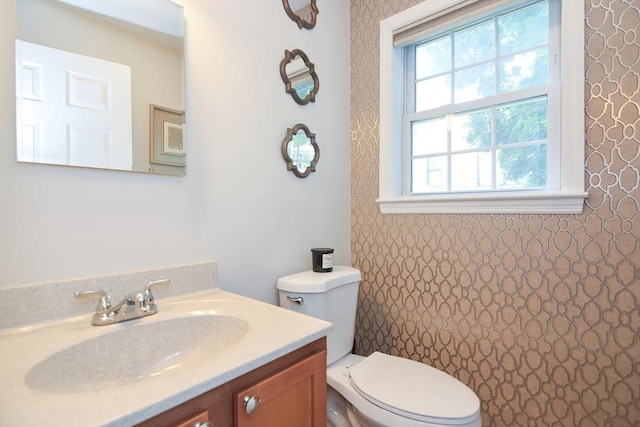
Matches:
[[15, 0, 185, 176], [282, 0, 318, 29], [282, 124, 319, 178], [280, 49, 319, 105]]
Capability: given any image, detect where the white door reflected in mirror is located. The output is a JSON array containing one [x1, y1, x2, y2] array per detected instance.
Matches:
[[17, 40, 133, 169]]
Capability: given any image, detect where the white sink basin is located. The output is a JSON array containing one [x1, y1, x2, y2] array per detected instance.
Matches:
[[25, 314, 249, 393]]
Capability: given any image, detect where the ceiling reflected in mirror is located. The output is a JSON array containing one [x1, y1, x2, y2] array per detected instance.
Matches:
[[15, 0, 186, 176], [280, 49, 319, 105], [282, 0, 318, 30], [282, 123, 319, 178]]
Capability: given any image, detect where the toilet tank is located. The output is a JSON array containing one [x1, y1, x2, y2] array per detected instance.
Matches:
[[277, 266, 361, 365]]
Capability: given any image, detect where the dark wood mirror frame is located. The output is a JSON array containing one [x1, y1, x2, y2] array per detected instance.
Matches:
[[282, 123, 319, 178], [280, 49, 319, 105], [282, 0, 318, 30]]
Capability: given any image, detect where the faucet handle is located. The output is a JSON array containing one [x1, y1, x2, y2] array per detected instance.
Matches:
[[75, 290, 112, 313], [144, 279, 170, 304]]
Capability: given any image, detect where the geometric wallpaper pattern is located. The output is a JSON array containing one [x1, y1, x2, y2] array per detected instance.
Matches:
[[349, 1, 639, 425]]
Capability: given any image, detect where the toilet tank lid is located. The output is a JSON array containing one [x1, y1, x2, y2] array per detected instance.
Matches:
[[277, 266, 362, 293]]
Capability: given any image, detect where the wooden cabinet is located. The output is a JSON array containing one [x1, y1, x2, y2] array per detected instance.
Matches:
[[138, 338, 326, 427]]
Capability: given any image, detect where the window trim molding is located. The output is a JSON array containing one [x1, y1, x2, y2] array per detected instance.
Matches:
[[378, 0, 587, 214]]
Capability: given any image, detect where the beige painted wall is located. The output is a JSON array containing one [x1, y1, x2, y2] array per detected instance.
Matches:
[[350, 0, 639, 425]]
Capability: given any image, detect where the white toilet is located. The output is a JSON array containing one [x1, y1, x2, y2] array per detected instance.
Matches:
[[277, 266, 482, 427]]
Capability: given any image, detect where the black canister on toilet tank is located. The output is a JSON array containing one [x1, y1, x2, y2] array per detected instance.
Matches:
[[311, 248, 334, 272]]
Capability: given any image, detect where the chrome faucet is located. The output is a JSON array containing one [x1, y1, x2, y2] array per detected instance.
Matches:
[[75, 279, 170, 326]]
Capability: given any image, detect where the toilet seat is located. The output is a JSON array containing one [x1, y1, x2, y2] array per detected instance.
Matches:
[[348, 352, 480, 425]]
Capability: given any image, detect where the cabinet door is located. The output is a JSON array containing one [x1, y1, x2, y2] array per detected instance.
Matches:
[[234, 350, 326, 427]]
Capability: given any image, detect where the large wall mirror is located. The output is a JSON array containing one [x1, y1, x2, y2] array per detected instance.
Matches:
[[15, 0, 186, 176]]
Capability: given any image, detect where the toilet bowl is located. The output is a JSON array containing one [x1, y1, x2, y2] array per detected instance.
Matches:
[[327, 354, 481, 427], [277, 267, 482, 427]]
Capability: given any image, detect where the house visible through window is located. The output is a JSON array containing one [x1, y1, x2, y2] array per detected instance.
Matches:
[[379, 0, 587, 214]]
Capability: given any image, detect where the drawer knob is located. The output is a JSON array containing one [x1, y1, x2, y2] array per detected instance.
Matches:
[[243, 395, 261, 415]]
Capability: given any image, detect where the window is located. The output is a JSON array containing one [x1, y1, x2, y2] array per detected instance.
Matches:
[[379, 0, 587, 214]]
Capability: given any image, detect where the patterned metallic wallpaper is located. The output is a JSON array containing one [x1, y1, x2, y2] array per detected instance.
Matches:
[[349, 0, 639, 425]]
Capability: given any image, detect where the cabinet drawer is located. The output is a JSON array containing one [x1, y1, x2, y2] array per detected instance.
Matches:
[[173, 410, 210, 427]]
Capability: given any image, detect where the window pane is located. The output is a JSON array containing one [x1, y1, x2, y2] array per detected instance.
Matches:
[[499, 1, 549, 56], [416, 36, 451, 79], [499, 48, 548, 92], [412, 117, 447, 156], [413, 155, 448, 193], [496, 96, 547, 146], [451, 151, 492, 191], [454, 62, 495, 103], [416, 74, 451, 111], [496, 144, 547, 188], [451, 108, 492, 151], [454, 19, 495, 68]]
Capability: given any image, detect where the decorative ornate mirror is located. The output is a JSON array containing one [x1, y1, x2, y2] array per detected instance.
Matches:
[[280, 49, 319, 105], [282, 124, 319, 178], [282, 0, 318, 30]]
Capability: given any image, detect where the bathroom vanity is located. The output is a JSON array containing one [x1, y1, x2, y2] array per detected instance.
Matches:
[[0, 263, 332, 426], [140, 339, 326, 426]]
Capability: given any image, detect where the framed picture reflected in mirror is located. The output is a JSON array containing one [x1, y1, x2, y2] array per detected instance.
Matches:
[[150, 104, 185, 167]]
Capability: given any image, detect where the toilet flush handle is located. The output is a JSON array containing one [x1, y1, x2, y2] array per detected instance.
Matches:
[[286, 296, 304, 305]]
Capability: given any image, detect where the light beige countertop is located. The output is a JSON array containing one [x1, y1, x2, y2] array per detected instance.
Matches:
[[0, 288, 331, 426]]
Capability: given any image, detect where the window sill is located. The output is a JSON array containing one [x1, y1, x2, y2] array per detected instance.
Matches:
[[376, 191, 588, 214]]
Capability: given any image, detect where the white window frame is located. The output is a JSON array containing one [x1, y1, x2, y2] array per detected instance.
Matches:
[[378, 0, 587, 214]]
